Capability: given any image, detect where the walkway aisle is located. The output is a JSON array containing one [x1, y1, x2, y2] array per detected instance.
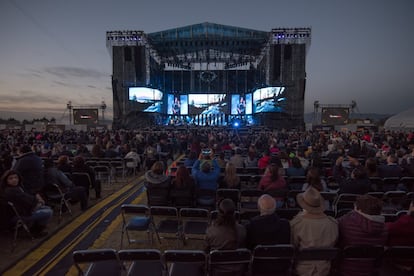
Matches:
[[2, 177, 146, 276]]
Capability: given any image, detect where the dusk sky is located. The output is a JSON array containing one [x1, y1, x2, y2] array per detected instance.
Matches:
[[1, 0, 413, 122]]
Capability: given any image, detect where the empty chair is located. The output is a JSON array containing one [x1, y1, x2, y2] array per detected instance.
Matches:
[[118, 249, 164, 276], [6, 201, 34, 251], [383, 191, 407, 213], [251, 244, 294, 276], [120, 204, 152, 248], [164, 250, 206, 276], [287, 176, 306, 190], [44, 183, 73, 223], [150, 206, 180, 245], [72, 248, 122, 276], [93, 165, 112, 186], [179, 208, 209, 245], [369, 177, 384, 192], [208, 248, 252, 276], [400, 177, 414, 192]]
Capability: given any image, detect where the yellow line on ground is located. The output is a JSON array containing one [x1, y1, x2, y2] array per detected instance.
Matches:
[[65, 191, 147, 276], [3, 178, 143, 276]]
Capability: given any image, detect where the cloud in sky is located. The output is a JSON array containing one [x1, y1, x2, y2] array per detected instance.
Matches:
[[43, 66, 109, 80]]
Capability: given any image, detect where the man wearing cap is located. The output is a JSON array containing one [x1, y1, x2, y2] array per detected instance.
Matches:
[[290, 187, 338, 276]]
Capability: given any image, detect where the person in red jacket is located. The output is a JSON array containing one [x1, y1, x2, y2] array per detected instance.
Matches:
[[386, 196, 414, 271], [338, 194, 387, 276]]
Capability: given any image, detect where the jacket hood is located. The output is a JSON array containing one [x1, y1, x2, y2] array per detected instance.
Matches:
[[145, 170, 168, 184], [354, 210, 385, 234]]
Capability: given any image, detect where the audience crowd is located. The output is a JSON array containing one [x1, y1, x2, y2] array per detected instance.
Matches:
[[1, 127, 414, 274]]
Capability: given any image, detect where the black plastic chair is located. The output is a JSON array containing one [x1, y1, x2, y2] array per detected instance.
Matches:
[[6, 201, 34, 251], [179, 208, 209, 245], [251, 244, 294, 276], [118, 249, 164, 276], [72, 248, 123, 276], [72, 172, 93, 198], [340, 245, 384, 276], [295, 247, 339, 275], [150, 206, 180, 245], [209, 248, 252, 276], [382, 246, 414, 274], [44, 183, 73, 223], [239, 189, 264, 211], [164, 250, 206, 276], [120, 204, 152, 248]]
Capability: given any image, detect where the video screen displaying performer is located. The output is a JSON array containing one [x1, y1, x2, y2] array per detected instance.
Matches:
[[231, 94, 252, 115]]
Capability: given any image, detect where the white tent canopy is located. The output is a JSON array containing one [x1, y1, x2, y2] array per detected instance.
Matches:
[[384, 107, 414, 131]]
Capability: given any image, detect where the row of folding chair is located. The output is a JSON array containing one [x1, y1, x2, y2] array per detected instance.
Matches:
[[73, 245, 414, 276], [369, 176, 414, 192]]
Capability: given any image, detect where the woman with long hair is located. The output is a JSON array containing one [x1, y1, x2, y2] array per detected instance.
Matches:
[[170, 165, 195, 206], [0, 170, 53, 237], [221, 162, 240, 189], [302, 167, 328, 192]]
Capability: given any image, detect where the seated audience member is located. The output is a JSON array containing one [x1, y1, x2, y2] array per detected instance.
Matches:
[[72, 156, 101, 199], [56, 155, 72, 174], [290, 187, 338, 276], [206, 198, 246, 250], [257, 149, 271, 170], [337, 194, 387, 276], [216, 152, 227, 168], [1, 170, 53, 237], [246, 194, 290, 250], [144, 161, 170, 189], [258, 163, 287, 207], [43, 159, 88, 211], [220, 162, 240, 189], [302, 167, 328, 192], [338, 166, 370, 194], [12, 144, 44, 194], [170, 165, 195, 206], [183, 151, 198, 168], [244, 151, 258, 168], [192, 152, 221, 205], [124, 147, 141, 175], [229, 148, 245, 168], [378, 154, 403, 178], [286, 157, 306, 177], [386, 195, 414, 272], [144, 142, 157, 170], [365, 157, 379, 177]]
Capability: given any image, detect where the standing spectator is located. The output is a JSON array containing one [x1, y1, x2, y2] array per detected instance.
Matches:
[[290, 187, 338, 276], [337, 194, 387, 276], [1, 170, 53, 237], [12, 144, 44, 194]]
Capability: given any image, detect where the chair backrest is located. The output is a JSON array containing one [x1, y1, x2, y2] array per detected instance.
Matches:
[[400, 177, 414, 192], [150, 206, 178, 217], [164, 250, 206, 276], [382, 177, 401, 192], [180, 208, 209, 220], [340, 245, 384, 275], [121, 204, 149, 217], [216, 189, 240, 207], [252, 244, 294, 275], [72, 172, 92, 189], [73, 248, 122, 276], [146, 187, 170, 206], [296, 247, 339, 261], [334, 193, 358, 212], [369, 177, 384, 192], [209, 248, 251, 276], [118, 249, 164, 276]]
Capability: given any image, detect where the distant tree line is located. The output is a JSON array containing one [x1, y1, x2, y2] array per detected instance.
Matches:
[[0, 117, 56, 125]]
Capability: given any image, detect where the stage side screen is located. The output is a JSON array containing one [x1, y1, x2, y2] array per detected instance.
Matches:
[[253, 87, 286, 113], [73, 109, 99, 125], [128, 87, 163, 112], [321, 107, 350, 125]]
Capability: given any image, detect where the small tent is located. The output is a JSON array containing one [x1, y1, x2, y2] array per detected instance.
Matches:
[[384, 107, 414, 131]]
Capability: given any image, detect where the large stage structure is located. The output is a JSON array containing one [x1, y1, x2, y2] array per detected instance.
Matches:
[[106, 23, 311, 129]]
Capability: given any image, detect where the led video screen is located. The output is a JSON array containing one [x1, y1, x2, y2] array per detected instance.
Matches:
[[253, 87, 286, 113], [321, 108, 350, 125], [231, 94, 252, 115], [73, 109, 98, 125], [167, 94, 188, 115], [188, 94, 227, 115], [128, 87, 163, 112]]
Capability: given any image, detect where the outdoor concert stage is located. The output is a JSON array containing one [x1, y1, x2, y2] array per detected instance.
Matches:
[[106, 23, 311, 129]]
